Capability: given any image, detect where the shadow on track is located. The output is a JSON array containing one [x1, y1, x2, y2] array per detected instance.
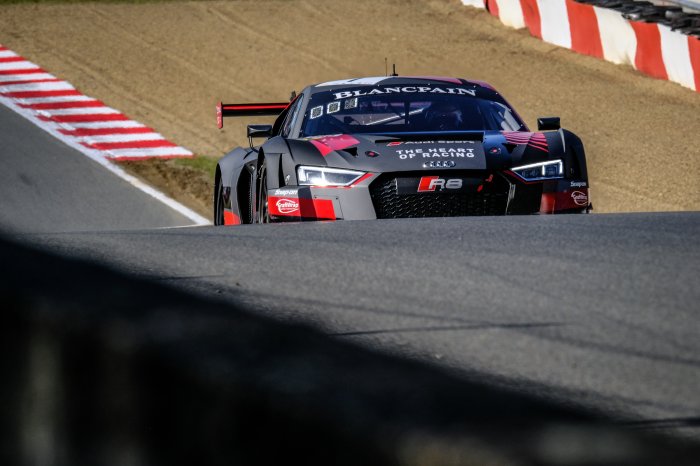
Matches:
[[1, 234, 699, 466]]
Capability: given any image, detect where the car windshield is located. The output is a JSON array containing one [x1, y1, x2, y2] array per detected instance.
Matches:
[[300, 88, 525, 137]]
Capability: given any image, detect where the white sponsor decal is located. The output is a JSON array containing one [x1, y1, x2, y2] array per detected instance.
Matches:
[[333, 87, 476, 100], [310, 105, 323, 119], [273, 189, 298, 196], [398, 140, 478, 145], [395, 147, 475, 159], [570, 181, 587, 188], [571, 191, 588, 206], [276, 198, 300, 214], [327, 101, 340, 114]]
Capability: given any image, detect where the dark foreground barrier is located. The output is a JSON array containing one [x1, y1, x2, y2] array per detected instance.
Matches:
[[0, 235, 697, 466]]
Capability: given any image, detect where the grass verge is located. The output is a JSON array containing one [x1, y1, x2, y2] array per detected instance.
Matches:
[[121, 155, 217, 220]]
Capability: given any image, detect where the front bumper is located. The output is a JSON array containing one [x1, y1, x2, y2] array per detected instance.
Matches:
[[267, 171, 589, 221]]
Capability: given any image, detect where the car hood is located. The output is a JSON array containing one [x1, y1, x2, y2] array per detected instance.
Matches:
[[289, 131, 553, 173]]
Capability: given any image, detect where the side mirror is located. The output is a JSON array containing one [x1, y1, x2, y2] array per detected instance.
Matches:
[[537, 117, 560, 131], [247, 124, 274, 138]]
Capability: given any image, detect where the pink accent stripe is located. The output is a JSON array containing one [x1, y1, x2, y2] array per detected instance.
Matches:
[[0, 68, 45, 76], [20, 100, 104, 110], [39, 113, 128, 123], [310, 139, 333, 156], [3, 89, 81, 98], [83, 139, 176, 150], [59, 127, 155, 136]]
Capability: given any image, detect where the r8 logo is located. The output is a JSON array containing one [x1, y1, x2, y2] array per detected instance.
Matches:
[[417, 176, 463, 192]]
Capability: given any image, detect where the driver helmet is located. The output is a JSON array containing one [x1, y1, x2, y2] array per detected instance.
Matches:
[[425, 101, 463, 130]]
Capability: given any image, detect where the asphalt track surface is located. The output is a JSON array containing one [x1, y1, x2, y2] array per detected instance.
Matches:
[[2, 101, 699, 437], [0, 103, 193, 233]]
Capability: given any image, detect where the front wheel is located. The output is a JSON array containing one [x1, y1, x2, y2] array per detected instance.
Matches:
[[214, 173, 224, 226], [256, 161, 270, 224]]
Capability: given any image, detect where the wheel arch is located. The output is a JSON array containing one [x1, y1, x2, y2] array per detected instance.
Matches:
[[560, 129, 588, 181]]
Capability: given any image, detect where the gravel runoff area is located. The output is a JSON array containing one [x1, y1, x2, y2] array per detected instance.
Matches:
[[1, 0, 698, 218]]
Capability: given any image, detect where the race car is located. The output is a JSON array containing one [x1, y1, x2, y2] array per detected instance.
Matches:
[[214, 76, 590, 225]]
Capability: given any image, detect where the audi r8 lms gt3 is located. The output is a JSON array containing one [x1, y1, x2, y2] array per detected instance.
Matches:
[[213, 76, 590, 225]]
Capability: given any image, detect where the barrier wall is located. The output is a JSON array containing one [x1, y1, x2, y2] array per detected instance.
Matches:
[[461, 0, 700, 91]]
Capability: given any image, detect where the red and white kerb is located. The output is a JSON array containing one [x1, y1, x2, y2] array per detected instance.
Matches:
[[461, 0, 700, 93], [0, 44, 193, 162]]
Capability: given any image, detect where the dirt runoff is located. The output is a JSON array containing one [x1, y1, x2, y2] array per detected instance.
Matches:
[[1, 0, 699, 218]]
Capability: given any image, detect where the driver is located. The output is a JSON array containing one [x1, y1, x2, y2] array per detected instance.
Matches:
[[424, 101, 463, 131]]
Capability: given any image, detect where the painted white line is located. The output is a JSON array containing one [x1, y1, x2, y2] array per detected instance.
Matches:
[[63, 120, 146, 129], [0, 60, 39, 70], [106, 147, 193, 157], [17, 95, 95, 104], [75, 133, 166, 143], [0, 73, 55, 82], [37, 106, 120, 116], [0, 95, 209, 226], [0, 51, 19, 58], [0, 81, 75, 91]]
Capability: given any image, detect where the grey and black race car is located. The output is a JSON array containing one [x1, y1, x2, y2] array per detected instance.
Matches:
[[214, 76, 590, 225]]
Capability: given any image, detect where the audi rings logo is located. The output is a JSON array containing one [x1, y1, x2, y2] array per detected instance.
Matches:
[[571, 191, 588, 206], [276, 198, 299, 214], [423, 160, 456, 168]]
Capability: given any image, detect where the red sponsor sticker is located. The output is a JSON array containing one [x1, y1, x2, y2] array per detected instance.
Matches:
[[275, 198, 300, 214], [571, 190, 588, 206]]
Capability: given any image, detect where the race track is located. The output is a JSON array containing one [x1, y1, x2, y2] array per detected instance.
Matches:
[[23, 213, 700, 435], [0, 103, 194, 232], [3, 99, 699, 437]]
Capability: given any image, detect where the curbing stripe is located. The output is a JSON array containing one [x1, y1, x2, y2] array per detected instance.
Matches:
[[2, 82, 75, 92], [20, 99, 105, 110], [0, 43, 206, 225], [84, 139, 176, 151], [16, 95, 95, 104], [0, 43, 193, 161], [0, 93, 209, 226], [59, 126, 154, 136], [72, 132, 165, 143], [62, 120, 147, 129]]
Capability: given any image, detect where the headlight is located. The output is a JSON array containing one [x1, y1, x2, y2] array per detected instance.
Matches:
[[511, 160, 563, 181], [297, 166, 365, 186]]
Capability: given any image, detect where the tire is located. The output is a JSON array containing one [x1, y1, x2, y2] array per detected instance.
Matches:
[[214, 172, 224, 226], [256, 160, 270, 224]]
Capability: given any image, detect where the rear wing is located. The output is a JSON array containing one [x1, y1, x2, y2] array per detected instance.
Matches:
[[216, 102, 289, 129]]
